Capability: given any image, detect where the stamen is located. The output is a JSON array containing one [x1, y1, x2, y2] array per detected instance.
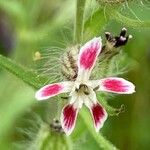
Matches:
[[61, 96, 69, 100], [84, 91, 90, 95], [75, 84, 90, 95], [93, 85, 100, 91]]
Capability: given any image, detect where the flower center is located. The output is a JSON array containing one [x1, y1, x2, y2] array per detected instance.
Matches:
[[75, 84, 90, 95]]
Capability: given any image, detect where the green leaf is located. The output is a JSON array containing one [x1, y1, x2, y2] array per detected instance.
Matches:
[[84, 8, 108, 41], [112, 11, 150, 28], [0, 55, 48, 89]]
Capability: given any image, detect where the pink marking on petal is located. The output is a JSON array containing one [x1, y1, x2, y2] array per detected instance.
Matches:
[[100, 78, 135, 94], [61, 104, 78, 135], [35, 81, 73, 100], [79, 37, 102, 70], [35, 82, 72, 100], [91, 103, 107, 132], [41, 84, 63, 97], [104, 79, 128, 92]]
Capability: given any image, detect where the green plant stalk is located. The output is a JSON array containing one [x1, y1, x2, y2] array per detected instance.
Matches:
[[80, 108, 118, 150], [0, 55, 48, 89], [74, 0, 86, 43]]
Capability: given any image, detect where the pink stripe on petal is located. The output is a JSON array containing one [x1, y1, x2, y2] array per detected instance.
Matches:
[[100, 77, 135, 94], [91, 103, 107, 132], [61, 104, 78, 136], [35, 82, 73, 100], [78, 37, 102, 71]]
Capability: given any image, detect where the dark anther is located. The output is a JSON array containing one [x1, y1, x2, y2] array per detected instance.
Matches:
[[79, 84, 87, 89], [76, 84, 90, 95], [75, 88, 79, 92], [61, 96, 69, 99], [54, 119, 59, 124], [84, 91, 90, 95], [93, 85, 99, 91]]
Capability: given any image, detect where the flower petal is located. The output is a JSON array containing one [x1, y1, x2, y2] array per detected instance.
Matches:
[[60, 104, 79, 136], [99, 77, 135, 94], [77, 37, 102, 82], [84, 98, 107, 132], [83, 90, 107, 132], [89, 77, 135, 94], [35, 81, 73, 100], [91, 103, 108, 132]]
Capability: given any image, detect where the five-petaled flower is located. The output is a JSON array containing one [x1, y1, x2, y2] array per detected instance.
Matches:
[[35, 37, 135, 135]]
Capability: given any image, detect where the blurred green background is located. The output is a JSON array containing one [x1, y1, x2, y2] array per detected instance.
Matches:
[[0, 0, 150, 150]]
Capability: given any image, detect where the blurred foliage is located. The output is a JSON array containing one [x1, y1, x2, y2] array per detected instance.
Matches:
[[0, 0, 150, 150]]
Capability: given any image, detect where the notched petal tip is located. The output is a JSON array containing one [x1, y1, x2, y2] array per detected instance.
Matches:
[[60, 104, 78, 136]]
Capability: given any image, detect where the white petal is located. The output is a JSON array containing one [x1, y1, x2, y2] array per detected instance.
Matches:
[[35, 81, 74, 100], [84, 95, 107, 132], [77, 37, 102, 82], [89, 77, 135, 94], [60, 103, 79, 136]]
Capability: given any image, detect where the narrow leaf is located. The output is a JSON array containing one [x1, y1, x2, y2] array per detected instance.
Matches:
[[84, 8, 108, 41], [0, 54, 48, 89], [112, 11, 150, 28]]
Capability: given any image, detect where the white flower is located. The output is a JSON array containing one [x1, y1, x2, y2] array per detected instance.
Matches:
[[35, 37, 135, 135]]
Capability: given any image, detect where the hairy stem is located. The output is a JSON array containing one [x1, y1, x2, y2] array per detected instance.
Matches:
[[80, 109, 118, 150], [74, 0, 86, 43]]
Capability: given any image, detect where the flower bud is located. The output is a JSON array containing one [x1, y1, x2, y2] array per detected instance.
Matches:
[[61, 45, 79, 81], [32, 121, 72, 150]]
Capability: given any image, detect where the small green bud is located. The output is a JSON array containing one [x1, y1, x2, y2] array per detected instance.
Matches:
[[32, 121, 72, 150]]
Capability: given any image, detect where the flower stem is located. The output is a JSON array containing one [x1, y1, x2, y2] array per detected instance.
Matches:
[[74, 0, 86, 43], [80, 109, 118, 150]]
